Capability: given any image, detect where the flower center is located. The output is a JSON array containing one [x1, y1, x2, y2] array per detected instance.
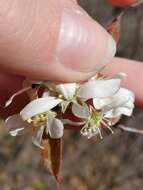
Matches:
[[27, 113, 48, 125], [58, 94, 64, 99], [80, 111, 103, 139], [90, 111, 101, 128]]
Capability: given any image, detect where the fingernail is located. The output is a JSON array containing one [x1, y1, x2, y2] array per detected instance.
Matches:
[[103, 34, 116, 66], [56, 8, 116, 73]]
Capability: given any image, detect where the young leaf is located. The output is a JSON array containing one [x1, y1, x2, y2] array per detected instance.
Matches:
[[106, 13, 123, 43], [41, 133, 62, 183]]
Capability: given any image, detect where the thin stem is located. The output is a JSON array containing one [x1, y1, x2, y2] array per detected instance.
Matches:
[[118, 124, 143, 135]]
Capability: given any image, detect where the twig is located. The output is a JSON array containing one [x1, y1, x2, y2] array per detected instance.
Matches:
[[118, 124, 143, 135]]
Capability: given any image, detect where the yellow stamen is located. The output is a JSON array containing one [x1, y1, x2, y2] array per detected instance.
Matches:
[[27, 112, 48, 125], [58, 94, 64, 99]]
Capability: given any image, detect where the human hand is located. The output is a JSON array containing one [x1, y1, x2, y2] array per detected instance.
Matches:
[[0, 0, 143, 118]]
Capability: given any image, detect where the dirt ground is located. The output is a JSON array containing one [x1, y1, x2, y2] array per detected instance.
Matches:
[[0, 1, 143, 190]]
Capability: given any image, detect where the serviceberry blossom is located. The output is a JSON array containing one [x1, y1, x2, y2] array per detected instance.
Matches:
[[5, 73, 135, 147], [72, 88, 134, 139], [5, 96, 63, 148]]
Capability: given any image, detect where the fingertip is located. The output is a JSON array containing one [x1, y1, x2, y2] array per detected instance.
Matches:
[[55, 4, 116, 81]]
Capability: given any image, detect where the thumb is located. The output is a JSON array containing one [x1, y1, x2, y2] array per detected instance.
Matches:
[[0, 0, 116, 82]]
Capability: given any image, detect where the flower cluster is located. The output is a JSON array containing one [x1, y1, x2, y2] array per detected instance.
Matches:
[[5, 73, 135, 148]]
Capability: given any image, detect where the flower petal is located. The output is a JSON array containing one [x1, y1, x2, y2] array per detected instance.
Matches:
[[93, 88, 134, 110], [10, 128, 25, 136], [56, 83, 77, 100], [20, 97, 62, 121], [32, 126, 45, 149], [44, 82, 77, 100], [5, 114, 31, 136], [101, 88, 135, 117], [93, 98, 112, 110], [79, 73, 125, 100], [42, 91, 50, 98], [72, 103, 90, 119], [47, 114, 64, 139], [43, 81, 56, 91], [104, 107, 134, 118]]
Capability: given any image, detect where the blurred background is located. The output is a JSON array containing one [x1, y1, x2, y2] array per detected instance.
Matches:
[[0, 0, 143, 189]]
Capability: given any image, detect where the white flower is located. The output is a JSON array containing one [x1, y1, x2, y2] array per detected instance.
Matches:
[[32, 113, 64, 149], [42, 73, 125, 112], [79, 73, 126, 100], [4, 72, 135, 142], [72, 103, 110, 139], [72, 88, 134, 139], [5, 96, 64, 148], [93, 88, 135, 117], [20, 96, 62, 121], [43, 82, 78, 113], [43, 82, 77, 99]]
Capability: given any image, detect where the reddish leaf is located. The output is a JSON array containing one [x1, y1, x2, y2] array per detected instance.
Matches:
[[41, 132, 62, 184], [106, 13, 123, 43]]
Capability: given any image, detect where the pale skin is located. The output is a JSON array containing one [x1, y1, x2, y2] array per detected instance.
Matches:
[[0, 0, 143, 118]]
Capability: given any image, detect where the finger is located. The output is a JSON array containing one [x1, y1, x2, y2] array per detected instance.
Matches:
[[102, 57, 143, 108], [0, 0, 116, 82]]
